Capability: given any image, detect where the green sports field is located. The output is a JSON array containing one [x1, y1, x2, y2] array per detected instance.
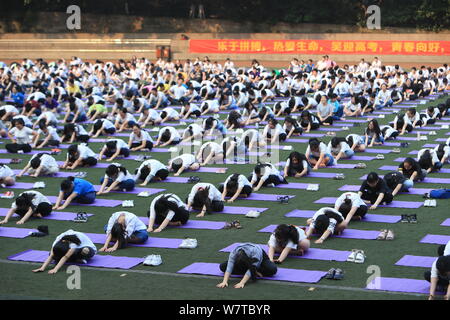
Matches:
[[0, 96, 449, 300]]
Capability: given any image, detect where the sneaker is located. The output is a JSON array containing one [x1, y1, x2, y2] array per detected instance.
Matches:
[[386, 229, 395, 240], [354, 250, 366, 264], [376, 154, 385, 160], [392, 148, 401, 153], [346, 249, 358, 262], [122, 200, 134, 208], [306, 184, 319, 191], [409, 214, 417, 224], [325, 268, 336, 279], [400, 142, 410, 148], [137, 191, 150, 197], [245, 210, 260, 218], [400, 214, 410, 223], [33, 181, 46, 189], [333, 268, 344, 280], [377, 229, 388, 240], [187, 176, 200, 183], [1, 191, 15, 199], [143, 255, 162, 266], [334, 173, 345, 180], [277, 195, 290, 204], [354, 163, 367, 169], [74, 212, 88, 223], [179, 238, 198, 249]]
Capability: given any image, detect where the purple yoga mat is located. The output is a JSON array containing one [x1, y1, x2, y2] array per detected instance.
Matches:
[[276, 182, 310, 189], [12, 170, 74, 178], [422, 144, 438, 148], [395, 255, 436, 268], [0, 150, 40, 155], [396, 137, 422, 141], [420, 234, 450, 245], [329, 163, 361, 169], [197, 167, 228, 173], [359, 174, 450, 184], [8, 249, 143, 269], [315, 197, 423, 208], [46, 196, 122, 207], [348, 156, 376, 161], [259, 225, 380, 240], [302, 133, 325, 138], [0, 208, 93, 221], [440, 219, 450, 227], [308, 172, 341, 178], [229, 193, 295, 201], [383, 142, 401, 147], [0, 226, 35, 238], [366, 277, 444, 295], [338, 184, 433, 195], [214, 206, 269, 215], [139, 217, 226, 230], [220, 243, 351, 262], [177, 262, 327, 284], [285, 209, 400, 223], [85, 232, 183, 248], [158, 177, 189, 183], [286, 138, 309, 143], [364, 148, 392, 154], [435, 138, 448, 142]]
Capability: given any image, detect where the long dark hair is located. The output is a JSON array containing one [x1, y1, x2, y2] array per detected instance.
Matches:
[[366, 119, 381, 137], [151, 194, 182, 219], [274, 224, 299, 248], [193, 186, 212, 213], [338, 194, 353, 216], [15, 193, 36, 215], [418, 150, 432, 170], [111, 222, 127, 248], [106, 164, 127, 177], [234, 249, 258, 281], [225, 173, 240, 193], [330, 137, 347, 148], [61, 176, 75, 193], [53, 234, 81, 262]]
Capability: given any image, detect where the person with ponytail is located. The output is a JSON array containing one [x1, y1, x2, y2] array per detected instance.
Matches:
[[61, 123, 90, 143], [225, 110, 245, 129], [417, 148, 442, 173], [305, 207, 347, 244], [217, 243, 277, 289], [99, 211, 148, 252], [249, 162, 287, 191], [218, 173, 253, 203], [97, 164, 135, 195], [180, 100, 201, 119], [98, 138, 130, 162], [202, 116, 227, 137], [221, 136, 246, 161], [154, 126, 181, 147], [147, 193, 189, 232], [61, 144, 97, 170], [17, 152, 59, 178], [435, 141, 450, 165], [345, 133, 366, 152], [32, 230, 97, 274], [168, 153, 200, 176], [0, 164, 15, 187], [283, 151, 310, 178], [335, 192, 368, 223], [32, 119, 61, 149], [327, 137, 354, 161], [299, 110, 320, 133], [134, 159, 169, 186], [181, 123, 204, 143], [364, 119, 384, 147], [196, 141, 224, 166], [186, 183, 224, 217], [0, 190, 52, 225], [53, 177, 96, 210], [267, 224, 310, 263]]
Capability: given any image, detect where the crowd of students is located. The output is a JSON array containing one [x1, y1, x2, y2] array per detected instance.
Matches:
[[0, 55, 449, 297]]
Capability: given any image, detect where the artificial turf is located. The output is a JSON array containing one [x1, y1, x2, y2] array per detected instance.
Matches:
[[0, 94, 449, 300]]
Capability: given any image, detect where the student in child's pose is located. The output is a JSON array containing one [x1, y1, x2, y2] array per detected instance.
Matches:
[[283, 116, 303, 139], [218, 173, 253, 202], [262, 118, 287, 143], [358, 172, 393, 210], [327, 137, 354, 161], [417, 148, 443, 173], [89, 118, 116, 137], [398, 157, 427, 185], [186, 183, 224, 217], [217, 243, 277, 289], [147, 193, 189, 233], [0, 164, 15, 187], [305, 207, 347, 244], [128, 123, 154, 151], [364, 119, 384, 147], [32, 119, 60, 149], [203, 117, 227, 137], [98, 139, 130, 162], [98, 164, 135, 194], [306, 138, 335, 170], [435, 142, 450, 165], [181, 123, 204, 142], [32, 230, 97, 274], [249, 162, 287, 191], [61, 144, 97, 170], [154, 126, 181, 147], [267, 224, 310, 263], [283, 151, 310, 178], [17, 153, 59, 178], [346, 133, 366, 152], [134, 159, 169, 186], [424, 243, 450, 300], [383, 171, 412, 197], [334, 192, 368, 222], [241, 128, 266, 151], [53, 177, 96, 210], [61, 123, 90, 143], [99, 211, 148, 252], [0, 190, 52, 225], [197, 141, 223, 166], [380, 125, 399, 141], [300, 110, 320, 133], [168, 153, 200, 176]]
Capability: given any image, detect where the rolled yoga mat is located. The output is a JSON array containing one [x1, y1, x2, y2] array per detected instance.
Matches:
[[314, 197, 423, 208], [0, 226, 36, 238], [258, 225, 381, 240], [395, 255, 436, 268], [8, 249, 144, 269], [366, 277, 444, 295], [177, 262, 327, 284], [338, 184, 433, 195], [285, 209, 401, 223], [420, 234, 450, 245], [220, 243, 351, 262], [0, 208, 94, 221]]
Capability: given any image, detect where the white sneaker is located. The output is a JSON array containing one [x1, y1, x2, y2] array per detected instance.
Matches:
[[179, 238, 197, 249], [137, 191, 150, 197], [144, 255, 162, 266], [33, 181, 46, 189], [283, 145, 293, 151], [246, 210, 260, 218], [346, 249, 357, 262], [307, 184, 319, 191], [355, 250, 366, 264], [122, 200, 134, 208]]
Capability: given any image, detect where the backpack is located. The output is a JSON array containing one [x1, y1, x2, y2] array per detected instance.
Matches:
[[429, 189, 450, 199]]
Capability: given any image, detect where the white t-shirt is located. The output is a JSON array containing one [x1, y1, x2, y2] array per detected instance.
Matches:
[[0, 165, 14, 178], [100, 119, 115, 130], [161, 107, 180, 119], [106, 211, 147, 236], [251, 163, 283, 183], [183, 124, 203, 138], [116, 113, 136, 124], [201, 100, 220, 113], [37, 111, 58, 124], [76, 144, 96, 159], [224, 174, 252, 189], [149, 194, 186, 221], [104, 163, 134, 182], [158, 126, 181, 142], [130, 130, 153, 143], [11, 190, 51, 209], [30, 153, 58, 169], [170, 85, 187, 99], [306, 142, 328, 158], [135, 159, 167, 183], [417, 149, 439, 163], [10, 126, 33, 144], [268, 226, 307, 249], [38, 126, 60, 142], [170, 154, 196, 169], [187, 183, 222, 204], [435, 145, 450, 159], [146, 109, 162, 122], [310, 207, 343, 234], [335, 192, 366, 208], [327, 141, 351, 155], [52, 229, 97, 252], [181, 103, 201, 115], [0, 105, 19, 114], [199, 142, 222, 156]]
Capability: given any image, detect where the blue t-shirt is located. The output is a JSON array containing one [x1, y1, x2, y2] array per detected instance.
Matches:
[[72, 178, 95, 195], [12, 92, 25, 105]]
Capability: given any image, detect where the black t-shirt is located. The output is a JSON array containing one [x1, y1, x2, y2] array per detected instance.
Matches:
[[383, 171, 406, 189], [359, 178, 391, 196], [398, 160, 423, 180]]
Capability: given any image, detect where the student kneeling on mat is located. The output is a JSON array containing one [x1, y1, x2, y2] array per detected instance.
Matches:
[[218, 173, 253, 203], [32, 230, 97, 274], [147, 194, 189, 233], [425, 241, 450, 300], [283, 152, 310, 178], [98, 164, 135, 195], [267, 224, 310, 264], [249, 162, 287, 191], [100, 211, 148, 253], [134, 159, 169, 186], [305, 207, 347, 244], [0, 190, 52, 225], [186, 183, 224, 218], [54, 177, 96, 210], [334, 192, 368, 222], [358, 172, 393, 210], [17, 152, 59, 178], [61, 144, 98, 170], [217, 243, 277, 289]]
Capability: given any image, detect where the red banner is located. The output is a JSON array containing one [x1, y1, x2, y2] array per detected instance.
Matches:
[[190, 39, 450, 56]]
